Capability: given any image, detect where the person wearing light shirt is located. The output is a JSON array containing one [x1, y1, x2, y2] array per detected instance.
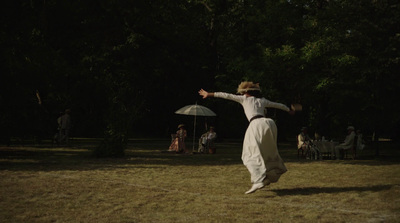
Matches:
[[199, 81, 295, 194], [199, 126, 217, 154], [334, 126, 356, 159]]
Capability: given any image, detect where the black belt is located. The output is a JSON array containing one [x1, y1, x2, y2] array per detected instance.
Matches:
[[249, 115, 264, 123]]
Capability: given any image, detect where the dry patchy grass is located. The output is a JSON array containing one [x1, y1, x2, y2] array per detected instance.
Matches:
[[0, 139, 399, 223]]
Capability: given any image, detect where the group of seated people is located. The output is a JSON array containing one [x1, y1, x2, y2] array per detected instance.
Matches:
[[297, 126, 365, 160], [170, 124, 365, 159], [168, 124, 217, 154], [297, 127, 321, 160]]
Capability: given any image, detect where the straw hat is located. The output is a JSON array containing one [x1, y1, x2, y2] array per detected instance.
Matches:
[[347, 126, 355, 131], [178, 124, 185, 129], [237, 81, 261, 94]]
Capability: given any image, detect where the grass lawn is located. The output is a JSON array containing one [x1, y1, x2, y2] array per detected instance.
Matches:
[[1, 138, 399, 223]]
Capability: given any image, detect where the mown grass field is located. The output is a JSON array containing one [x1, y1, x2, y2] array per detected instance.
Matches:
[[1, 139, 399, 223]]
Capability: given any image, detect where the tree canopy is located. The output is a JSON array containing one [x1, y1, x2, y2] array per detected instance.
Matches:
[[1, 0, 399, 154]]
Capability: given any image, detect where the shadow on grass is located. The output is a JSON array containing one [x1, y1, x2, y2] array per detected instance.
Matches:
[[0, 139, 243, 171], [271, 184, 397, 196], [0, 139, 399, 172]]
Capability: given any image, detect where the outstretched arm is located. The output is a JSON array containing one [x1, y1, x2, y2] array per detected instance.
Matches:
[[199, 89, 214, 99], [264, 99, 295, 115]]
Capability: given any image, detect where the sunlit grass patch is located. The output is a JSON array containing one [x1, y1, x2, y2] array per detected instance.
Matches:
[[0, 140, 399, 222]]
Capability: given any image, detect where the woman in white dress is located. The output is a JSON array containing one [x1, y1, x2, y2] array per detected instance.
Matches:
[[199, 82, 295, 194]]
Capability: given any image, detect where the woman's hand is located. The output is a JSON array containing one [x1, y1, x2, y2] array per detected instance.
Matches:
[[198, 89, 209, 99]]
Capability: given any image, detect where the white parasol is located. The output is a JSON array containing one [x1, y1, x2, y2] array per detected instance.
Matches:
[[175, 103, 216, 151]]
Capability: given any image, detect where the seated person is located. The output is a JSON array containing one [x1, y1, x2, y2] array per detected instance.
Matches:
[[314, 131, 321, 141], [298, 127, 321, 159], [356, 129, 365, 151], [334, 126, 356, 159], [298, 127, 311, 152], [169, 124, 187, 153], [198, 126, 217, 154]]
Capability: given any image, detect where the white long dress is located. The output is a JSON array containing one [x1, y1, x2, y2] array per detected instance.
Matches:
[[214, 92, 289, 184]]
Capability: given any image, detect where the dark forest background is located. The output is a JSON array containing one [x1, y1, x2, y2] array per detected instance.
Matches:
[[1, 0, 399, 155]]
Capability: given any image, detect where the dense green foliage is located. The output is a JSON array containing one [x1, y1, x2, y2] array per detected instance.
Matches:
[[1, 0, 399, 155]]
